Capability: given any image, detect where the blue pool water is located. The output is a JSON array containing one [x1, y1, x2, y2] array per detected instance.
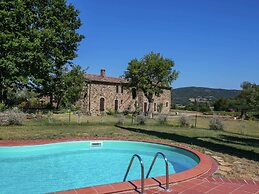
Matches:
[[0, 140, 199, 193]]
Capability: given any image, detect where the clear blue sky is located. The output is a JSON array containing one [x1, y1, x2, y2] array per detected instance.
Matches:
[[67, 0, 259, 89]]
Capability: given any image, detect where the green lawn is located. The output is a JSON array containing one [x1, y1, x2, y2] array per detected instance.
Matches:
[[0, 114, 258, 161]]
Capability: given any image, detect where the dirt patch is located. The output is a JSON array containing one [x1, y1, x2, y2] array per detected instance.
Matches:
[[200, 146, 259, 181]]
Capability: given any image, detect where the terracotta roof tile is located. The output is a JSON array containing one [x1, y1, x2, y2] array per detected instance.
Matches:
[[84, 74, 128, 84]]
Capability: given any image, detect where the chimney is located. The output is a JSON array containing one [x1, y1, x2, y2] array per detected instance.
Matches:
[[100, 69, 106, 77]]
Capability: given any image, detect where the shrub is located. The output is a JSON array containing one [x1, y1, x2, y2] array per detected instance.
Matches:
[[116, 114, 125, 125], [157, 114, 168, 125], [135, 114, 147, 125], [209, 117, 223, 130], [157, 103, 163, 113], [47, 111, 53, 123], [0, 103, 5, 111], [179, 115, 190, 127], [106, 109, 116, 115], [0, 108, 25, 126]]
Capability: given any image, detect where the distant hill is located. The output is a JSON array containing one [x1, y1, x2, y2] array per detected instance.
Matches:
[[172, 87, 240, 105]]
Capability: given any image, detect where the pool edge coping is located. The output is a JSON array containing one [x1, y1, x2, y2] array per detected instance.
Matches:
[[0, 138, 215, 193]]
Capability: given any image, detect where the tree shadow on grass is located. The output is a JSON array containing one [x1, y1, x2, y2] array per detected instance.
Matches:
[[116, 125, 259, 161], [217, 135, 259, 147]]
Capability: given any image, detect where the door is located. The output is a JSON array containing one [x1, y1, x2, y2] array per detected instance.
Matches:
[[115, 100, 118, 111], [100, 98, 105, 112]]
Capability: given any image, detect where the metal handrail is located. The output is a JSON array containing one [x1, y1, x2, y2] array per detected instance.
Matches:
[[146, 152, 170, 191], [123, 154, 145, 194]]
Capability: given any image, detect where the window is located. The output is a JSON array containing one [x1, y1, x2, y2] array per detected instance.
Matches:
[[115, 100, 118, 111], [116, 85, 119, 93], [100, 98, 105, 111], [121, 100, 123, 104], [121, 86, 124, 93], [166, 102, 169, 107], [132, 88, 137, 99], [154, 103, 157, 112]]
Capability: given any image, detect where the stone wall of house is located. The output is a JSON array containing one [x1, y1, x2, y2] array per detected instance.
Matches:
[[138, 89, 171, 114], [80, 83, 135, 115], [78, 82, 171, 115]]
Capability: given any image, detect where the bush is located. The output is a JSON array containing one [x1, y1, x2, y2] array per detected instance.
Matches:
[[106, 109, 116, 115], [47, 111, 53, 123], [0, 108, 25, 126], [209, 117, 223, 130], [157, 103, 163, 113], [179, 115, 190, 127], [135, 114, 147, 125], [0, 103, 5, 111], [116, 114, 125, 125], [157, 114, 168, 125]]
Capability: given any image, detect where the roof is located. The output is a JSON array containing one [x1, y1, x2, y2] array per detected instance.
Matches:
[[84, 74, 128, 84]]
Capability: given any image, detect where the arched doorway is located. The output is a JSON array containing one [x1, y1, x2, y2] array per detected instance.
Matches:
[[115, 100, 118, 111], [100, 98, 105, 112]]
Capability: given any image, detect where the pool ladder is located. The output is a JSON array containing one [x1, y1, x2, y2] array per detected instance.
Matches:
[[123, 152, 170, 194]]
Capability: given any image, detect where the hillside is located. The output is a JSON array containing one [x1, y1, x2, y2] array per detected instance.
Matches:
[[172, 87, 240, 105]]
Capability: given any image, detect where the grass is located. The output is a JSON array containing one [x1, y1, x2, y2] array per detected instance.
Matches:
[[0, 113, 258, 180], [167, 116, 259, 137], [1, 114, 258, 156]]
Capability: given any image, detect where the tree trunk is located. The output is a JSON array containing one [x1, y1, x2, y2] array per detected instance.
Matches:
[[0, 85, 3, 104], [1, 89, 7, 105], [240, 109, 247, 120], [56, 97, 62, 109], [148, 99, 154, 118]]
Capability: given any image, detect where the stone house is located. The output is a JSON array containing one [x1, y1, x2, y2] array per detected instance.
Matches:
[[78, 69, 171, 115]]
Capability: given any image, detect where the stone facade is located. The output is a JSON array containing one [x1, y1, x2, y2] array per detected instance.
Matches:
[[78, 69, 171, 115]]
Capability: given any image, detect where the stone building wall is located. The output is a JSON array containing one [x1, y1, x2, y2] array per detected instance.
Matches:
[[79, 83, 135, 115], [79, 84, 171, 115], [136, 89, 171, 114], [78, 70, 171, 115]]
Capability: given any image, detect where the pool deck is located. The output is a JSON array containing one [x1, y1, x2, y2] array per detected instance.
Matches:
[[1, 138, 258, 194]]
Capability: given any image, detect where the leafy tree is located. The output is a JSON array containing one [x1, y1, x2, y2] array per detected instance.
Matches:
[[214, 98, 230, 111], [53, 65, 85, 109], [185, 102, 210, 112], [124, 52, 178, 117], [0, 0, 84, 105], [235, 81, 259, 119]]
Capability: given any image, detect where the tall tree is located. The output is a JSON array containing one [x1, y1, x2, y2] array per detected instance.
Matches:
[[0, 0, 84, 105], [236, 81, 259, 118], [53, 65, 85, 109], [124, 52, 178, 117]]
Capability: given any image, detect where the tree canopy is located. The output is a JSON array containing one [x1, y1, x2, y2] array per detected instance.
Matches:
[[0, 0, 84, 107], [213, 81, 259, 119], [124, 52, 178, 116], [236, 81, 259, 118]]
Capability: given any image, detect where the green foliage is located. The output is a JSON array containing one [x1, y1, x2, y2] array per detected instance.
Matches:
[[157, 103, 164, 113], [231, 81, 259, 119], [116, 114, 125, 125], [179, 115, 190, 127], [0, 0, 84, 106], [0, 108, 25, 126], [157, 114, 168, 125], [135, 114, 147, 125], [185, 102, 211, 112], [0, 103, 5, 111], [54, 65, 85, 109], [173, 87, 240, 105], [209, 117, 223, 130], [47, 111, 53, 123], [106, 109, 117, 115], [124, 52, 178, 115], [214, 98, 229, 111]]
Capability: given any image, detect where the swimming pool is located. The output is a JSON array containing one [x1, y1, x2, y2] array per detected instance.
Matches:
[[0, 140, 199, 193]]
